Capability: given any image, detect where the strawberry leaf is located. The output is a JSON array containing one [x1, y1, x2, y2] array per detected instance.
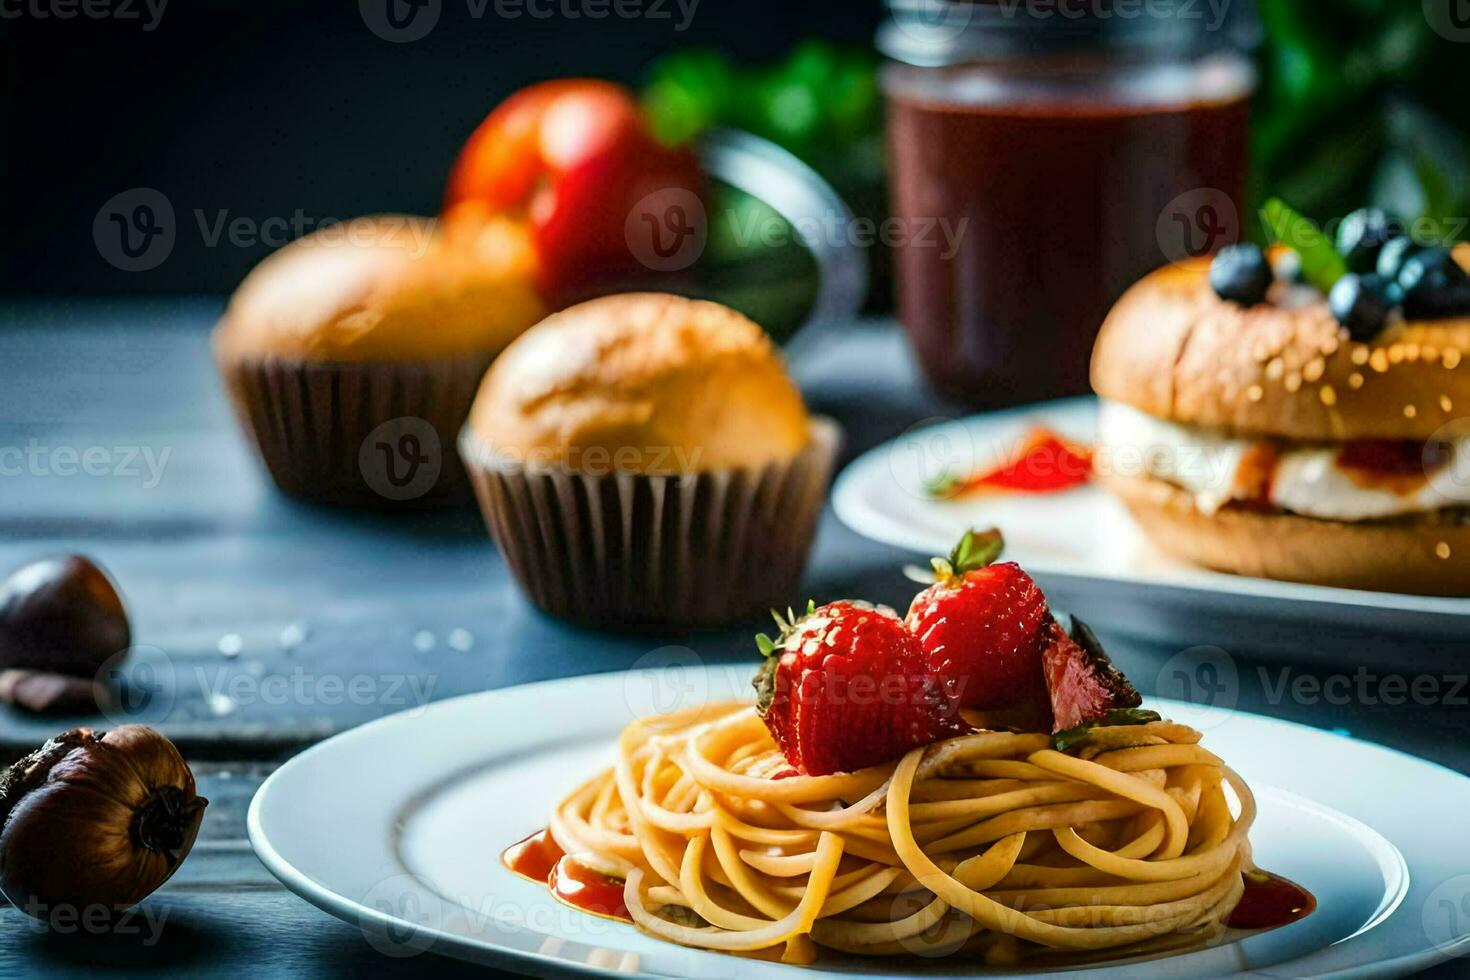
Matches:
[[947, 527, 1005, 575], [755, 600, 816, 659], [753, 656, 779, 718]]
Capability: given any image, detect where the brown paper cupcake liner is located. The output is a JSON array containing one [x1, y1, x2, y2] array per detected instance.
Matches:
[[218, 352, 493, 508], [459, 417, 840, 629]]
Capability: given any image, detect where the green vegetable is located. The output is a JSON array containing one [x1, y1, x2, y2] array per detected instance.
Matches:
[[1051, 709, 1163, 753], [640, 41, 879, 176], [1250, 1, 1469, 228], [642, 50, 735, 146], [1260, 198, 1348, 292]]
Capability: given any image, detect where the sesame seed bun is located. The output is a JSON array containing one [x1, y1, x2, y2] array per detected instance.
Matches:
[[1090, 249, 1470, 442], [1100, 469, 1470, 596]]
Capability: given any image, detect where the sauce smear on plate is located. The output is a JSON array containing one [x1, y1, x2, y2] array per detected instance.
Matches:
[[502, 829, 631, 922], [1226, 871, 1315, 930], [933, 427, 1092, 497], [502, 828, 564, 883], [549, 856, 631, 920]]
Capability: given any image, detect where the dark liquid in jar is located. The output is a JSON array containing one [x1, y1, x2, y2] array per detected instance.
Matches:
[[887, 84, 1250, 405]]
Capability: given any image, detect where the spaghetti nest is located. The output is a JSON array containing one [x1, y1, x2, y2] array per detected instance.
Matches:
[[549, 701, 1254, 966]]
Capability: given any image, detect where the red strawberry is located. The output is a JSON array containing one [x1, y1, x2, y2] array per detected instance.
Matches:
[[905, 529, 1050, 711], [1041, 615, 1142, 732], [753, 601, 962, 776]]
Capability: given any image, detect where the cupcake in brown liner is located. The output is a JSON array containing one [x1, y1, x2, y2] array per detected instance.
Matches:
[[459, 293, 839, 628], [214, 213, 547, 507]]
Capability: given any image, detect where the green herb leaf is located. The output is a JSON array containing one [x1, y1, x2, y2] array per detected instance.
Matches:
[[1050, 724, 1094, 753], [1101, 708, 1163, 727], [924, 471, 963, 498], [1050, 708, 1163, 753], [755, 633, 777, 657], [1260, 197, 1348, 292], [947, 528, 1005, 575]]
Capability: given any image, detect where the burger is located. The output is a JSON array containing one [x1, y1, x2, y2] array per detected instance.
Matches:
[[1090, 205, 1470, 596]]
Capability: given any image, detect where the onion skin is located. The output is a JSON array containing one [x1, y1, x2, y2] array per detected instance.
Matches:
[[0, 726, 207, 920]]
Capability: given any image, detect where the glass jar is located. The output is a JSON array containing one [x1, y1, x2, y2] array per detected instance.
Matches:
[[879, 0, 1258, 406]]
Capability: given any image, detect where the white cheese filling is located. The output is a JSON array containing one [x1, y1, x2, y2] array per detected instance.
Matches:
[[1097, 401, 1470, 521]]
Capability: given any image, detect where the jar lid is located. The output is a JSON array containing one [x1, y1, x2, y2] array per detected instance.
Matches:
[[878, 0, 1261, 67]]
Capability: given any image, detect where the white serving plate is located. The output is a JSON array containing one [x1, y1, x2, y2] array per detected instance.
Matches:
[[831, 397, 1470, 662], [249, 664, 1470, 978]]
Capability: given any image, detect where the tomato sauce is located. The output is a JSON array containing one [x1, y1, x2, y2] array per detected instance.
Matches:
[[1336, 440, 1446, 496], [549, 856, 631, 921], [1232, 444, 1282, 506], [1226, 871, 1315, 930], [938, 427, 1092, 497], [502, 829, 631, 922], [501, 828, 564, 884]]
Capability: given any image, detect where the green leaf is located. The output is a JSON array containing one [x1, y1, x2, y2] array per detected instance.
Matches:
[[923, 470, 962, 499], [1050, 709, 1163, 753], [641, 49, 735, 146], [1260, 198, 1348, 292], [947, 528, 1005, 575], [1102, 708, 1163, 726], [1415, 155, 1455, 227], [754, 600, 815, 660]]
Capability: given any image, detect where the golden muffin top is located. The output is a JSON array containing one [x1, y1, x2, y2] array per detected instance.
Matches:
[[214, 213, 546, 362], [467, 293, 811, 474]]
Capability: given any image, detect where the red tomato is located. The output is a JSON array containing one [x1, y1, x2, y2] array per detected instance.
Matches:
[[445, 79, 701, 308]]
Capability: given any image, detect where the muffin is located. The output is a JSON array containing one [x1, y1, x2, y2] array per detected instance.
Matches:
[[214, 213, 546, 507], [459, 292, 838, 628]]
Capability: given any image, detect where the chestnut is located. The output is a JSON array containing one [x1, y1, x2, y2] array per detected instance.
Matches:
[[0, 555, 131, 677], [0, 670, 108, 714], [0, 725, 206, 921]]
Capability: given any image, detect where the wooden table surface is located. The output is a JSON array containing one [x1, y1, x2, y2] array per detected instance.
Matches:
[[1, 299, 1466, 977]]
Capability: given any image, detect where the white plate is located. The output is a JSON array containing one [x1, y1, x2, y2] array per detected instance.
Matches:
[[831, 397, 1470, 659], [249, 665, 1470, 978]]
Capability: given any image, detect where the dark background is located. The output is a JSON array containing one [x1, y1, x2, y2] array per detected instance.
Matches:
[[4, 1, 1468, 298], [0, 0, 882, 295]]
